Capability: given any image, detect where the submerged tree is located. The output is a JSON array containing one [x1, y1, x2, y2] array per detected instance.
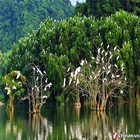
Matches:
[[63, 43, 131, 111], [2, 71, 26, 111], [20, 63, 52, 114]]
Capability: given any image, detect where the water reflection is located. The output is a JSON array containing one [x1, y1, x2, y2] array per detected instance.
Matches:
[[0, 104, 139, 140]]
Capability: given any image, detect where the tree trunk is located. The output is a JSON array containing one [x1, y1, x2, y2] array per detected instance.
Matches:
[[7, 95, 14, 111]]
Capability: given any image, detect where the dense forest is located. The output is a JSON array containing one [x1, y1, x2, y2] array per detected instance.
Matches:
[[0, 0, 74, 52], [1, 0, 140, 105]]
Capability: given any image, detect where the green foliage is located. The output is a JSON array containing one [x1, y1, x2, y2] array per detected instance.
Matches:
[[3, 10, 140, 103], [1, 71, 26, 101], [74, 0, 140, 19], [0, 0, 74, 52]]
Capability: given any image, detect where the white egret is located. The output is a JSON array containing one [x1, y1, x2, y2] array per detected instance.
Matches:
[[42, 95, 48, 99], [101, 50, 104, 54], [45, 78, 48, 83], [120, 90, 123, 94], [114, 64, 118, 68], [62, 78, 66, 87], [43, 71, 46, 74], [114, 46, 117, 51], [101, 42, 103, 46], [91, 57, 95, 60], [116, 75, 120, 78], [107, 70, 110, 75], [107, 45, 109, 49], [80, 60, 84, 65], [125, 77, 127, 81], [112, 74, 115, 78], [69, 78, 72, 85], [5, 87, 10, 95], [98, 69, 101, 73], [105, 52, 108, 56], [36, 76, 38, 81], [70, 72, 74, 78], [116, 56, 119, 60], [6, 83, 8, 86], [37, 68, 43, 76], [12, 86, 17, 90], [118, 81, 121, 84], [12, 79, 14, 83], [67, 67, 70, 72], [15, 71, 20, 79]]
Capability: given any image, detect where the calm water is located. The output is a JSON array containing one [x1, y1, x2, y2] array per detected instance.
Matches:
[[0, 104, 139, 140]]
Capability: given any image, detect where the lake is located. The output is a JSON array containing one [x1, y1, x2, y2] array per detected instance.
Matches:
[[0, 103, 139, 140]]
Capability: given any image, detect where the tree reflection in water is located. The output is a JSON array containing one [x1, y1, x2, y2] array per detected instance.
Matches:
[[1, 104, 140, 140]]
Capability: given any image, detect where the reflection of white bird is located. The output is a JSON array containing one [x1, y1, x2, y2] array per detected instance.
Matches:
[[42, 95, 48, 99], [15, 71, 20, 79], [5, 87, 10, 95], [12, 86, 17, 90], [62, 78, 66, 87]]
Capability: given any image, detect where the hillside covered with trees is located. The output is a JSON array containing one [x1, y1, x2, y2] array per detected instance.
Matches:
[[2, 10, 140, 104], [74, 0, 140, 19], [0, 0, 74, 52]]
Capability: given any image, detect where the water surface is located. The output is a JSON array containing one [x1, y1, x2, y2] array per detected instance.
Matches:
[[0, 104, 139, 140]]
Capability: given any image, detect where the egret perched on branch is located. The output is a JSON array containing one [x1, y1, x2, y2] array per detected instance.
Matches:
[[80, 60, 84, 66], [116, 56, 119, 60], [43, 71, 46, 74], [37, 67, 43, 76], [114, 46, 117, 51], [69, 78, 72, 85], [15, 71, 20, 79], [18, 82, 22, 85], [101, 50, 104, 54], [116, 75, 120, 78], [12, 79, 14, 83], [45, 78, 48, 83], [36, 76, 39, 81], [67, 67, 70, 72], [32, 67, 35, 71], [62, 78, 66, 87], [107, 45, 109, 49], [120, 90, 123, 94], [42, 95, 48, 99], [114, 63, 118, 68], [112, 74, 115, 78], [5, 87, 10, 95], [12, 86, 17, 90]]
